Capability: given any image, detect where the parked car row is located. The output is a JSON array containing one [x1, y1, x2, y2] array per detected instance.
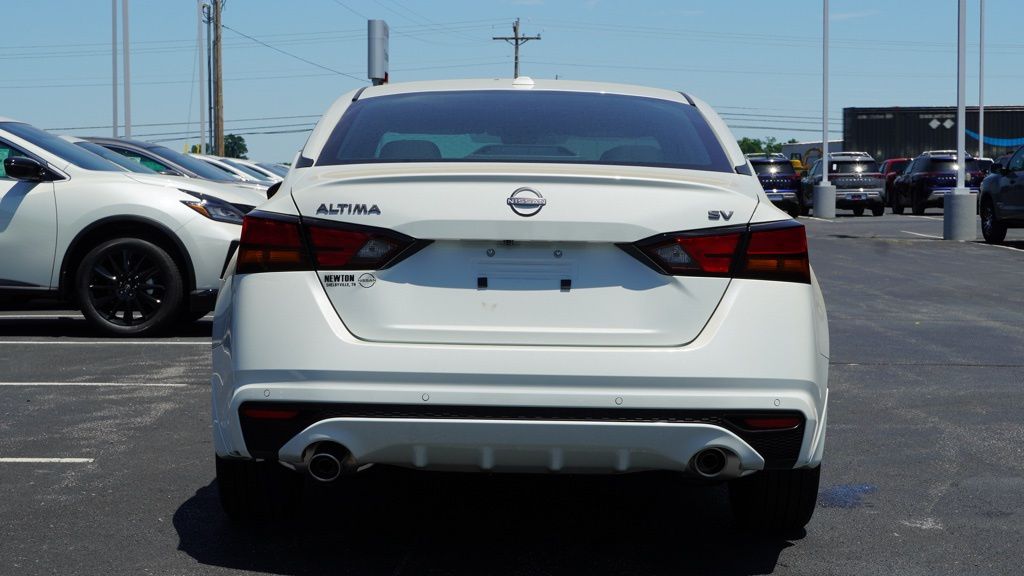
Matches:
[[748, 149, 1010, 228], [0, 117, 289, 335]]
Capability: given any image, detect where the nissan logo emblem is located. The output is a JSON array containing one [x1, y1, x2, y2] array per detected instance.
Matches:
[[506, 187, 546, 217]]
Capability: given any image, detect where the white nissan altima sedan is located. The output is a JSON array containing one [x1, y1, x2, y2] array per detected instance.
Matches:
[[211, 78, 829, 533]]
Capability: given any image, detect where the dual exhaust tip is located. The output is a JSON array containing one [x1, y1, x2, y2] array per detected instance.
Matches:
[[306, 443, 358, 482]]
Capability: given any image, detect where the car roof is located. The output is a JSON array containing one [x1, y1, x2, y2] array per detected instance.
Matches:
[[748, 157, 790, 163], [355, 77, 692, 105]]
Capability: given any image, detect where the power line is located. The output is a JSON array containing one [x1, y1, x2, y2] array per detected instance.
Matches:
[[221, 23, 367, 82]]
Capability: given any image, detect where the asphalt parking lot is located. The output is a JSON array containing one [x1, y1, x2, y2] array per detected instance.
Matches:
[[1, 210, 1022, 576]]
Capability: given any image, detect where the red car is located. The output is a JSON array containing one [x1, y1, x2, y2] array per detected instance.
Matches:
[[879, 158, 910, 209]]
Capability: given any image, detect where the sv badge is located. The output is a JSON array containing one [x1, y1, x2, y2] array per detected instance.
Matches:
[[708, 210, 734, 221]]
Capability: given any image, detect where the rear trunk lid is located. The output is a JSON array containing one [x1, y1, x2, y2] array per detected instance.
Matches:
[[292, 163, 759, 347]]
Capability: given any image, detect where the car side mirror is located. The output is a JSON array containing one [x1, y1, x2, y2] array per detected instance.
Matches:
[[3, 156, 49, 182], [266, 181, 281, 199]]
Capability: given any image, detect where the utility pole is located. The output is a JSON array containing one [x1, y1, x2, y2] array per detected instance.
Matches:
[[492, 18, 540, 78], [204, 3, 213, 153], [111, 0, 118, 137], [122, 0, 131, 137], [197, 1, 206, 154], [213, 0, 224, 156]]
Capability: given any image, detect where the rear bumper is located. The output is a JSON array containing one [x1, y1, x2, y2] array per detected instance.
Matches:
[[211, 271, 830, 472], [834, 188, 883, 209], [764, 191, 799, 210], [928, 188, 979, 204]]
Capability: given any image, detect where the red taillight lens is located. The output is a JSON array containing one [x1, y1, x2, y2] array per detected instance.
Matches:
[[236, 213, 310, 274], [236, 211, 423, 274], [738, 222, 810, 284], [306, 221, 413, 270], [640, 230, 742, 276], [631, 221, 809, 284]]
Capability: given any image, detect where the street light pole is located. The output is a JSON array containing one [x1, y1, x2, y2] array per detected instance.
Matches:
[[812, 0, 836, 219], [944, 0, 974, 240], [111, 0, 118, 137], [122, 0, 131, 137], [978, 0, 985, 158]]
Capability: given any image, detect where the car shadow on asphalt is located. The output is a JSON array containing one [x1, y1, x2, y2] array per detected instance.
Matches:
[[174, 468, 798, 575], [0, 317, 212, 338]]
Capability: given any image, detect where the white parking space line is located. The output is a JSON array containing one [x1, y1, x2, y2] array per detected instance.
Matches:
[[0, 314, 84, 319], [802, 217, 837, 223], [0, 340, 208, 346], [0, 382, 189, 387], [980, 242, 1024, 252], [906, 215, 943, 221], [0, 458, 94, 463], [901, 230, 942, 239]]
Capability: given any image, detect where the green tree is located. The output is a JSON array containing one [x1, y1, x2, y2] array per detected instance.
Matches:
[[737, 137, 764, 154], [223, 134, 248, 159]]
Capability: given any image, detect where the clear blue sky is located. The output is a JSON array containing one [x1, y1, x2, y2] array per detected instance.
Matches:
[[0, 1, 1009, 162]]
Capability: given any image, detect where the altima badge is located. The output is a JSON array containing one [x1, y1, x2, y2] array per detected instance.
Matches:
[[507, 188, 546, 217]]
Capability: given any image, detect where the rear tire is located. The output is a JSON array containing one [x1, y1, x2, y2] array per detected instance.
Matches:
[[729, 465, 821, 535], [852, 207, 865, 217], [892, 193, 905, 215], [76, 238, 183, 337], [980, 199, 1007, 244], [871, 205, 885, 217], [911, 193, 926, 215], [216, 455, 303, 522]]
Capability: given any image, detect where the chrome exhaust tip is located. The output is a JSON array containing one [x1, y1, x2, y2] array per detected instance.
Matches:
[[306, 443, 357, 482], [691, 447, 730, 478]]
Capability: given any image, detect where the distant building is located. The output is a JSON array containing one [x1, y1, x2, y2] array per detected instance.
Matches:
[[843, 106, 1024, 161], [781, 140, 843, 167]]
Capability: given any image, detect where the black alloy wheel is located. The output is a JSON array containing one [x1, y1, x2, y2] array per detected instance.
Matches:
[[76, 238, 183, 336], [980, 200, 1007, 244]]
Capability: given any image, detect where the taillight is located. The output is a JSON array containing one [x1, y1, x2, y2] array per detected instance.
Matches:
[[638, 229, 742, 276], [626, 221, 810, 284], [741, 222, 810, 284], [236, 210, 426, 274], [236, 212, 309, 274], [306, 222, 414, 270]]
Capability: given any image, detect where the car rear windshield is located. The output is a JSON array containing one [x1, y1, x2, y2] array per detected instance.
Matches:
[[2, 122, 121, 172], [752, 161, 795, 175], [316, 90, 733, 173], [887, 160, 909, 173], [927, 159, 980, 172], [831, 160, 879, 174]]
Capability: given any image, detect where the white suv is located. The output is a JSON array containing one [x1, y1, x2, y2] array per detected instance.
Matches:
[[0, 119, 265, 335], [212, 79, 830, 533]]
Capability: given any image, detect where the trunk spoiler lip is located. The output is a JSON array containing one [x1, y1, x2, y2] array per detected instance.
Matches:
[[289, 164, 760, 197]]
